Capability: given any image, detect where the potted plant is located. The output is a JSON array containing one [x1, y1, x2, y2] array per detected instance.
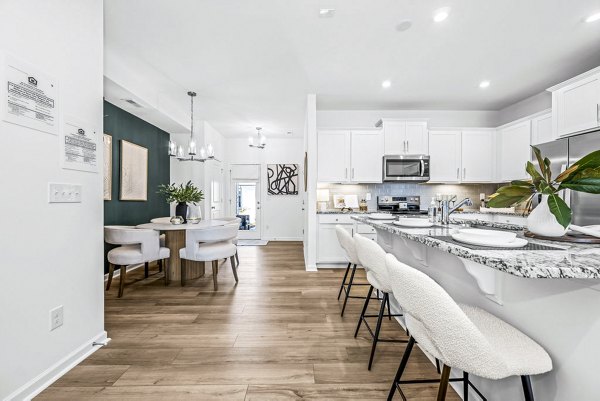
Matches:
[[157, 180, 204, 223], [489, 146, 600, 237]]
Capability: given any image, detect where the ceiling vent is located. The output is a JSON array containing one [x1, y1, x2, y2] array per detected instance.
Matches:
[[121, 98, 143, 108]]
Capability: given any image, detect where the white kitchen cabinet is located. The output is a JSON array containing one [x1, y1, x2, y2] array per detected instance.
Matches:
[[382, 120, 428, 155], [317, 129, 383, 183], [461, 130, 495, 182], [350, 130, 384, 183], [317, 130, 351, 182], [550, 71, 600, 137], [428, 130, 461, 183], [531, 112, 554, 145], [497, 120, 531, 182], [317, 214, 377, 263]]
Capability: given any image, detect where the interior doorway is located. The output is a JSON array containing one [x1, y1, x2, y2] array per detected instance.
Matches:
[[232, 179, 261, 239]]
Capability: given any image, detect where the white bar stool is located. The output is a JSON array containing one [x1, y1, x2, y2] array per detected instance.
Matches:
[[335, 225, 371, 317], [104, 226, 171, 297], [353, 233, 407, 370], [179, 224, 238, 290], [385, 253, 552, 401]]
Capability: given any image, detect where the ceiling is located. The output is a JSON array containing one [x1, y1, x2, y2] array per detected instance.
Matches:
[[104, 0, 600, 136]]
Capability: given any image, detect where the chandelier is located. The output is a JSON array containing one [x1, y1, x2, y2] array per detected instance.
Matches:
[[168, 91, 215, 162], [248, 127, 266, 149]]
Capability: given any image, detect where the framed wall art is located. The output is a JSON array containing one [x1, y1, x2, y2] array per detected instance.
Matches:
[[267, 164, 299, 195], [119, 139, 148, 201]]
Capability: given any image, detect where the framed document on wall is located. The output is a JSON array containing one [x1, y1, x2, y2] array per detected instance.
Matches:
[[103, 134, 112, 200], [119, 139, 148, 201]]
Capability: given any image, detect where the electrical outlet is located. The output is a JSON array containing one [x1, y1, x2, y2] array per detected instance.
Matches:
[[365, 193, 372, 201], [50, 306, 63, 331]]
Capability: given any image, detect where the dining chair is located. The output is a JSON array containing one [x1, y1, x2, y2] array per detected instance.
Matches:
[[219, 216, 241, 266], [104, 226, 171, 297], [179, 224, 239, 290], [149, 217, 170, 274], [385, 253, 552, 401]]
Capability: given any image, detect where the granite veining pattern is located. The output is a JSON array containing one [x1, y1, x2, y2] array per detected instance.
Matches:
[[352, 216, 600, 279]]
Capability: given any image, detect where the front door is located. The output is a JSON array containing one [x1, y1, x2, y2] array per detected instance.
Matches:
[[232, 179, 261, 239]]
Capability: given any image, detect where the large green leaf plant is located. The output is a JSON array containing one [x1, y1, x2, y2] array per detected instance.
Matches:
[[157, 180, 204, 204], [488, 146, 600, 228]]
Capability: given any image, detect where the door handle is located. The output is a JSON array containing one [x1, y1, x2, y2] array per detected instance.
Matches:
[[420, 160, 425, 176]]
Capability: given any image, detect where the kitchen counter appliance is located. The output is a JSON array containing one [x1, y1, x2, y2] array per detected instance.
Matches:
[[377, 195, 427, 215]]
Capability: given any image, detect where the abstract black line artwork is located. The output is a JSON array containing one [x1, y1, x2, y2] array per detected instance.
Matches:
[[267, 164, 299, 195]]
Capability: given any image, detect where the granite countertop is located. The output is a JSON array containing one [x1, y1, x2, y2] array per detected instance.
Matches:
[[454, 209, 529, 216], [317, 209, 374, 214], [352, 216, 600, 279]]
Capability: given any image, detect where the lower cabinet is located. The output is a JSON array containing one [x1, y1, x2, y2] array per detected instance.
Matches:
[[317, 215, 377, 264]]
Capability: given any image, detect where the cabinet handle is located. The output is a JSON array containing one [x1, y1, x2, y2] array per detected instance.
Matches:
[[403, 140, 406, 153], [597, 104, 600, 123], [406, 140, 409, 153], [352, 168, 354, 179], [456, 168, 459, 179], [345, 168, 348, 179], [463, 168, 466, 179]]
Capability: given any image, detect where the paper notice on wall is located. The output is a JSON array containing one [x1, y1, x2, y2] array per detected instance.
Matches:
[[1, 53, 59, 135], [60, 117, 98, 173]]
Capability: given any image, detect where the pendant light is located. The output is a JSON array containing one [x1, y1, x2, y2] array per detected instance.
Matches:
[[168, 91, 216, 162], [248, 127, 266, 149]]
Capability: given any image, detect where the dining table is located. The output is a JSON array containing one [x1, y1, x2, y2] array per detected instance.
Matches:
[[137, 219, 230, 282]]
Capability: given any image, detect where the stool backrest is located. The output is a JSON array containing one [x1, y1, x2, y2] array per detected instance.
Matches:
[[354, 233, 388, 282], [385, 253, 504, 374], [219, 216, 242, 228], [185, 224, 238, 251], [104, 226, 161, 261], [335, 225, 359, 265], [150, 217, 171, 224]]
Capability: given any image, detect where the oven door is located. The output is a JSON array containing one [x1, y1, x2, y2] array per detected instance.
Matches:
[[383, 155, 430, 182]]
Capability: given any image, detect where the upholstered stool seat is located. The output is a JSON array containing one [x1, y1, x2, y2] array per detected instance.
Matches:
[[180, 241, 237, 263], [385, 254, 552, 401], [335, 225, 371, 317]]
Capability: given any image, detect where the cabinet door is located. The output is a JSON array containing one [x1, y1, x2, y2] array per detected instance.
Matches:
[[461, 130, 494, 182], [383, 121, 406, 154], [428, 130, 461, 183], [317, 130, 351, 182], [498, 121, 531, 182], [531, 113, 554, 145], [351, 130, 384, 183], [405, 122, 428, 154], [555, 74, 600, 137], [317, 224, 353, 263]]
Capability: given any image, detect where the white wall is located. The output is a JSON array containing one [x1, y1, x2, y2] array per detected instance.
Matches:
[[495, 91, 552, 126], [0, 1, 105, 399], [226, 137, 304, 241], [317, 109, 498, 129]]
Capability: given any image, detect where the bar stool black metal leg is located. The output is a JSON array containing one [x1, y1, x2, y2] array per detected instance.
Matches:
[[337, 262, 351, 300], [144, 262, 149, 278], [355, 285, 373, 337], [341, 264, 357, 317], [521, 376, 534, 401], [386, 293, 392, 320], [368, 292, 387, 370], [387, 336, 415, 401], [463, 372, 469, 401]]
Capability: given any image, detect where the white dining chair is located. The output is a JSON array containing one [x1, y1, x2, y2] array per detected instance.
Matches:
[[218, 216, 241, 266], [179, 224, 239, 290], [149, 217, 170, 273], [385, 253, 552, 401], [104, 226, 171, 297]]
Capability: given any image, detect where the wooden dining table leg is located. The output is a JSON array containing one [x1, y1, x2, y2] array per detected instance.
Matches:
[[164, 230, 205, 283]]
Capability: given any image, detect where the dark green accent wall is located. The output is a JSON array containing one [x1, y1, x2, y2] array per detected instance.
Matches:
[[103, 100, 170, 272]]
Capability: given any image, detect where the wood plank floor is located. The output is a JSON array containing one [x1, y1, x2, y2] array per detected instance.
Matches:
[[37, 242, 459, 400]]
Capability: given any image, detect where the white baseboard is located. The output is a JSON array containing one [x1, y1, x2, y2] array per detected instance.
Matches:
[[305, 263, 318, 272], [262, 237, 303, 241], [4, 331, 108, 401]]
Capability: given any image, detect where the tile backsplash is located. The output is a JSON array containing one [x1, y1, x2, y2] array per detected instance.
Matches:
[[317, 182, 501, 211]]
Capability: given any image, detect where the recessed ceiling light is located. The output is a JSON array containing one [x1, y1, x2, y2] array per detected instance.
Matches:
[[382, 80, 392, 89], [479, 80, 491, 89], [585, 11, 600, 22], [433, 7, 450, 22], [395, 20, 413, 32], [319, 8, 335, 18]]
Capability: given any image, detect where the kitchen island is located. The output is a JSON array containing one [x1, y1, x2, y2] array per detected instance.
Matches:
[[353, 215, 600, 401]]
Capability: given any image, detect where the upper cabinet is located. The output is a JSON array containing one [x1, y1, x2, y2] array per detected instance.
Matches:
[[381, 120, 428, 155], [530, 111, 553, 145], [428, 129, 495, 183], [317, 129, 383, 183], [548, 67, 600, 138], [497, 120, 531, 182]]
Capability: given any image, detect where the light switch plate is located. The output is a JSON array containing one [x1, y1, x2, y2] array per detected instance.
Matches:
[[50, 306, 63, 331], [365, 193, 372, 201], [48, 183, 82, 203]]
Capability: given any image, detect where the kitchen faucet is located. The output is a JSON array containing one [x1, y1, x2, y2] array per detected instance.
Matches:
[[440, 197, 473, 224]]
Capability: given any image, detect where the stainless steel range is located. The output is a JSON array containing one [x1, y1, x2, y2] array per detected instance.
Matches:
[[377, 196, 427, 215]]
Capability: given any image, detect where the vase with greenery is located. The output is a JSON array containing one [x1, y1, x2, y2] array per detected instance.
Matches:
[[157, 180, 204, 223], [488, 146, 600, 237]]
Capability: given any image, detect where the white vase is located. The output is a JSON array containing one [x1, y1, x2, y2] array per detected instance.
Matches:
[[527, 194, 568, 237]]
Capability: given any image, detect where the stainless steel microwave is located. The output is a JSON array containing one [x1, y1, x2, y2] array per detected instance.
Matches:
[[383, 155, 430, 182]]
